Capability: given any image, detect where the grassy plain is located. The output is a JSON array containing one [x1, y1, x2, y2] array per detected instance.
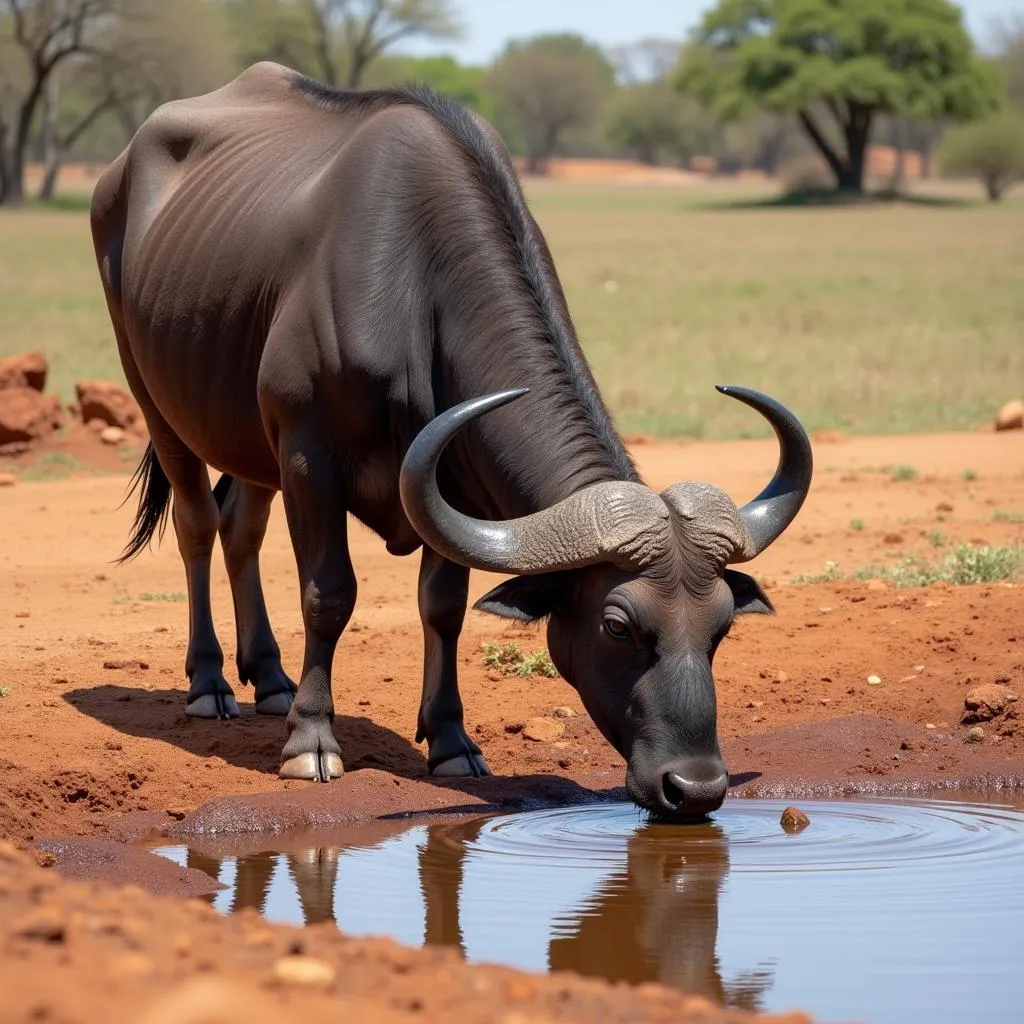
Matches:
[[1, 175, 1021, 439]]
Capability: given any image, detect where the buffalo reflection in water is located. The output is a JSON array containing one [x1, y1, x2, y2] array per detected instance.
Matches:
[[184, 815, 774, 1011]]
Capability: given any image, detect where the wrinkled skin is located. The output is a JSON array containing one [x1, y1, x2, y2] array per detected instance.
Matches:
[[474, 539, 772, 818]]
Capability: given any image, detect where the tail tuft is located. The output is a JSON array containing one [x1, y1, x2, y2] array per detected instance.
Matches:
[[117, 442, 172, 564]]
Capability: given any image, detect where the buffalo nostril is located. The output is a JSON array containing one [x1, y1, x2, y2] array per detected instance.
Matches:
[[662, 772, 686, 809]]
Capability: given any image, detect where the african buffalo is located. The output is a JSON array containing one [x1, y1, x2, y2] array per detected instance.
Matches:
[[90, 62, 811, 818]]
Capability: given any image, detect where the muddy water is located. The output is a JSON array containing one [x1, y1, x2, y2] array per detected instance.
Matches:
[[153, 797, 1024, 1023]]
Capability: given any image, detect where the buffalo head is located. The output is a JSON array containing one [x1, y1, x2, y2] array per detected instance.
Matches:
[[399, 386, 812, 821]]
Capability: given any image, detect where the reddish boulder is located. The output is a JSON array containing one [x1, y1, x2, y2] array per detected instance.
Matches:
[[995, 399, 1024, 432], [0, 387, 63, 445], [0, 351, 48, 392], [74, 380, 143, 431]]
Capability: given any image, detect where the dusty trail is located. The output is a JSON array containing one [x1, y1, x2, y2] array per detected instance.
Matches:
[[1, 429, 1022, 1023]]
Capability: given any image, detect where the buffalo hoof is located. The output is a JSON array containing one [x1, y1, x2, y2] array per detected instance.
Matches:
[[431, 753, 491, 778], [186, 692, 240, 720], [279, 751, 344, 783], [255, 690, 294, 716]]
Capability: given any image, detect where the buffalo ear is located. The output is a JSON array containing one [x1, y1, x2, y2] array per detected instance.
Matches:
[[725, 569, 774, 615], [472, 572, 571, 623]]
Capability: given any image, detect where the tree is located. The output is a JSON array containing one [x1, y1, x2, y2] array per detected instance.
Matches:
[[0, 0, 117, 206], [33, 0, 235, 200], [488, 34, 613, 174], [364, 53, 495, 119], [677, 0, 1002, 193], [607, 83, 704, 165], [302, 0, 461, 88], [938, 109, 1024, 200], [991, 13, 1024, 110]]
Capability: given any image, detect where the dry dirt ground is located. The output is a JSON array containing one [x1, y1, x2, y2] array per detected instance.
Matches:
[[1, 427, 1023, 1023]]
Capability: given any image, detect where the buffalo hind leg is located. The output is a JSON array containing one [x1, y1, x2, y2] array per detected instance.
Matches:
[[156, 441, 238, 719], [416, 547, 489, 777], [215, 476, 297, 715], [277, 435, 352, 781]]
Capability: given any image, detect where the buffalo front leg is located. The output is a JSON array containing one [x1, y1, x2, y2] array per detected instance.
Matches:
[[416, 547, 489, 778], [216, 477, 297, 715], [277, 440, 353, 782]]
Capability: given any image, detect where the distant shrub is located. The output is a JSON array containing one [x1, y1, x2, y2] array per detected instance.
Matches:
[[938, 111, 1024, 201], [780, 154, 834, 195]]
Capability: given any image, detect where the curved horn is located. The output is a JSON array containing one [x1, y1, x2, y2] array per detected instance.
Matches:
[[399, 390, 670, 574], [716, 385, 813, 561]]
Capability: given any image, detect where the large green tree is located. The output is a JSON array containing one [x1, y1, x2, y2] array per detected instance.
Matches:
[[677, 0, 1001, 192]]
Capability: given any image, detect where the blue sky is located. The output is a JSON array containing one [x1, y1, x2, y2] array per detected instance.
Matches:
[[400, 0, 1021, 64]]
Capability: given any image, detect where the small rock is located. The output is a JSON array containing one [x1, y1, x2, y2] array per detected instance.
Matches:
[[0, 351, 48, 391], [552, 706, 576, 718], [112, 952, 156, 977], [867, 674, 882, 686], [780, 806, 810, 833], [883, 533, 903, 545], [522, 717, 564, 743], [0, 472, 15, 487], [935, 502, 954, 513], [746, 700, 764, 709], [866, 579, 888, 592], [0, 387, 64, 444], [925, 723, 937, 730], [774, 670, 790, 684], [74, 380, 142, 430], [994, 398, 1024, 432], [914, 664, 925, 674], [99, 425, 125, 445], [965, 726, 985, 744], [963, 684, 1017, 723], [271, 955, 336, 987], [13, 907, 65, 942]]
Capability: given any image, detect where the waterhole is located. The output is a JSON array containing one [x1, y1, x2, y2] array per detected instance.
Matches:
[[153, 797, 1024, 1023]]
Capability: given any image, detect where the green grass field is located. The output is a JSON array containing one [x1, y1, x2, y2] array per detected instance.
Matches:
[[1, 177, 1021, 439]]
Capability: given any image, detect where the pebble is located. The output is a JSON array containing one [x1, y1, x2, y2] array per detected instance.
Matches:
[[965, 726, 985, 743], [552, 706, 577, 718], [0, 472, 15, 487], [914, 664, 925, 674], [522, 717, 564, 743], [100, 425, 125, 445], [112, 952, 156, 977], [774, 670, 790, 684], [994, 398, 1024, 431], [780, 806, 810, 833], [867, 674, 882, 686], [271, 955, 337, 986]]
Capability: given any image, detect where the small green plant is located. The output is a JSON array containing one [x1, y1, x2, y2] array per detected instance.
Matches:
[[482, 641, 558, 678], [849, 518, 865, 532], [991, 509, 1024, 524], [19, 451, 81, 482], [962, 469, 978, 481], [792, 560, 842, 584], [890, 465, 918, 482], [929, 531, 947, 548], [945, 545, 1024, 585], [138, 592, 186, 602]]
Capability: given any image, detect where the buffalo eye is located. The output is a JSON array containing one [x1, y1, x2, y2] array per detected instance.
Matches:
[[602, 613, 631, 641]]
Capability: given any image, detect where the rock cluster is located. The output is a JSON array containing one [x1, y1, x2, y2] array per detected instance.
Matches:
[[0, 350, 147, 452]]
